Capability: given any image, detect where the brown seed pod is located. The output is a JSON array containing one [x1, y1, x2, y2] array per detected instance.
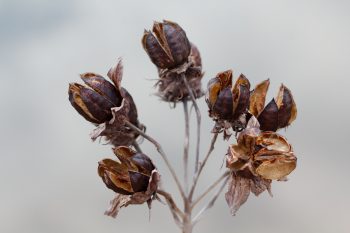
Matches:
[[225, 116, 297, 215], [250, 81, 297, 131], [142, 20, 191, 69], [207, 70, 250, 121], [142, 20, 203, 103], [98, 146, 157, 195], [68, 59, 142, 146]]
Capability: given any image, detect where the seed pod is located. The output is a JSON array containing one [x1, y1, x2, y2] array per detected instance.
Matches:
[[98, 146, 156, 195], [68, 60, 142, 147], [250, 81, 297, 132], [206, 70, 250, 121], [142, 20, 191, 69]]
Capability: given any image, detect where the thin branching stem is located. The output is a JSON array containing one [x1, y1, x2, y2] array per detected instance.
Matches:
[[125, 121, 186, 200], [191, 171, 230, 209], [183, 100, 190, 195], [188, 132, 219, 200], [182, 74, 201, 173], [157, 189, 185, 228], [132, 141, 142, 153], [192, 174, 230, 224]]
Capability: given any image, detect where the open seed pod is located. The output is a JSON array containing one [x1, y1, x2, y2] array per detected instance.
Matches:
[[249, 80, 297, 131], [68, 59, 143, 147], [142, 20, 203, 102], [225, 116, 297, 215], [98, 146, 160, 218]]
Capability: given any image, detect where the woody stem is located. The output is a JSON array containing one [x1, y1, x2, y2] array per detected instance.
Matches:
[[182, 74, 201, 173], [188, 132, 219, 201], [183, 100, 190, 194], [125, 121, 186, 200]]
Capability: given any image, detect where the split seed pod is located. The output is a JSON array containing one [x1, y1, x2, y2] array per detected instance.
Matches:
[[225, 116, 297, 215], [206, 70, 250, 121], [68, 60, 142, 146], [142, 20, 203, 102], [249, 80, 297, 131], [98, 146, 160, 218], [142, 20, 191, 69]]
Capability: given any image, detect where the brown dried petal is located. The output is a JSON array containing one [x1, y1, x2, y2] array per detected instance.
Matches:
[[256, 157, 297, 180], [250, 176, 272, 197], [256, 132, 291, 153], [276, 84, 297, 128], [80, 72, 121, 106], [257, 98, 279, 131], [120, 87, 139, 125], [226, 145, 250, 171], [217, 70, 233, 88], [129, 171, 150, 193], [107, 59, 124, 91], [249, 79, 270, 117], [104, 194, 131, 218], [225, 173, 251, 216]]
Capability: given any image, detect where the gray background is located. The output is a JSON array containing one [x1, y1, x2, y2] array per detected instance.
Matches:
[[1, 0, 349, 232]]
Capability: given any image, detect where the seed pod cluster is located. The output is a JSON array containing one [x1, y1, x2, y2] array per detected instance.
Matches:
[[225, 116, 297, 215], [249, 79, 297, 131], [98, 146, 160, 217], [68, 60, 143, 146], [142, 20, 203, 102]]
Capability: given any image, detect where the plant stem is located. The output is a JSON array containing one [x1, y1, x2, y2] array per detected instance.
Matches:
[[191, 171, 230, 209], [132, 141, 142, 153], [182, 74, 201, 173], [125, 121, 186, 200], [192, 174, 229, 224], [183, 100, 190, 194], [157, 189, 185, 228], [189, 132, 219, 200]]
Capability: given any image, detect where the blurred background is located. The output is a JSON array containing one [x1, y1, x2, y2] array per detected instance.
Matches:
[[1, 0, 349, 232]]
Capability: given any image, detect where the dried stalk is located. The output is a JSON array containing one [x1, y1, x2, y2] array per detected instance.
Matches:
[[132, 141, 143, 153], [191, 171, 230, 209], [125, 121, 186, 200], [182, 74, 201, 173], [189, 132, 219, 200], [192, 175, 229, 224], [157, 189, 184, 228], [183, 101, 190, 194]]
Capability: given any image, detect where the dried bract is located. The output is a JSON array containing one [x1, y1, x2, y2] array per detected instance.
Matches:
[[98, 146, 160, 217], [249, 80, 297, 131], [68, 59, 143, 146], [225, 116, 296, 215], [142, 20, 203, 102], [206, 70, 251, 139]]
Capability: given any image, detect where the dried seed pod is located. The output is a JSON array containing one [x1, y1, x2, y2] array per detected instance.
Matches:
[[225, 116, 297, 215], [142, 20, 203, 103], [142, 20, 191, 69], [98, 146, 156, 195], [98, 147, 160, 218], [68, 59, 143, 146], [250, 81, 297, 132]]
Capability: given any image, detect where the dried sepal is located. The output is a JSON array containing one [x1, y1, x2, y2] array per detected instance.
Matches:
[[225, 173, 251, 216], [107, 58, 123, 91], [232, 74, 250, 119], [249, 79, 270, 117]]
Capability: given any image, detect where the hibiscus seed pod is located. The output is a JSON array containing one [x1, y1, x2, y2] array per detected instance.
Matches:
[[142, 20, 191, 69], [69, 77, 120, 124], [98, 147, 156, 195], [276, 84, 297, 128]]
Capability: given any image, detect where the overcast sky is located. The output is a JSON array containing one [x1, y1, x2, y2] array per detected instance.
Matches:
[[1, 0, 349, 233]]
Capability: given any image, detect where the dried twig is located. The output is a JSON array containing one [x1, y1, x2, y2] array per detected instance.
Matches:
[[125, 121, 186, 200], [189, 132, 219, 200], [183, 100, 190, 194], [157, 189, 184, 227], [192, 174, 230, 224], [182, 74, 201, 173]]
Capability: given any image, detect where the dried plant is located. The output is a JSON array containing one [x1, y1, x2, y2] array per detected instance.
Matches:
[[68, 19, 298, 233]]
